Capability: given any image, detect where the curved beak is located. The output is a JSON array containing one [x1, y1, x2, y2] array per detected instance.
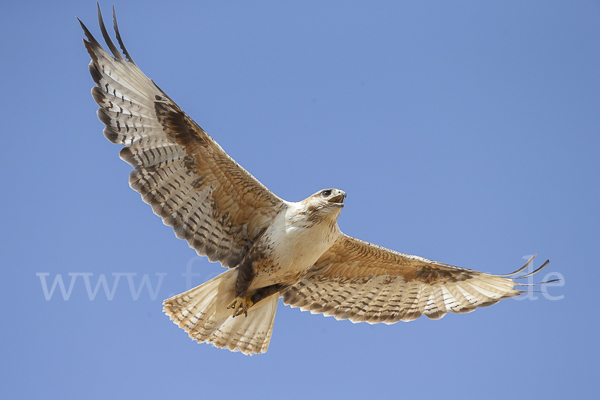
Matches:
[[328, 191, 346, 205]]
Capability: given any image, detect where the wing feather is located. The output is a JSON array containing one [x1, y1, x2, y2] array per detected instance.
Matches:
[[81, 8, 285, 267], [283, 235, 550, 324]]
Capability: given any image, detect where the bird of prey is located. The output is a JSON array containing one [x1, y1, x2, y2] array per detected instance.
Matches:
[[80, 7, 552, 355]]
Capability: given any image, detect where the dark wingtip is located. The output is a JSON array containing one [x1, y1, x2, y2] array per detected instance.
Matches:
[[112, 5, 135, 64], [501, 254, 536, 277], [88, 63, 103, 85], [514, 259, 551, 280], [78, 16, 100, 46], [97, 3, 123, 60], [103, 126, 120, 143], [119, 147, 141, 169]]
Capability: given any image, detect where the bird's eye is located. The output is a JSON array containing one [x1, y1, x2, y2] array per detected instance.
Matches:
[[322, 190, 332, 197]]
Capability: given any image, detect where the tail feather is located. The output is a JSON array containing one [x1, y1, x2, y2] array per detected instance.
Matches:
[[206, 296, 278, 354], [163, 269, 278, 355]]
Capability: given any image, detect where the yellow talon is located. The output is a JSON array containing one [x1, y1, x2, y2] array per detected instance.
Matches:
[[227, 296, 254, 317]]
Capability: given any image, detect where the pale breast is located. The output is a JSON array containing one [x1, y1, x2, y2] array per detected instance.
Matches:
[[250, 205, 342, 288]]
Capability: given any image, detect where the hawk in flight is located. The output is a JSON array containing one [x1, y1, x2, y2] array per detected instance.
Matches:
[[80, 7, 552, 355]]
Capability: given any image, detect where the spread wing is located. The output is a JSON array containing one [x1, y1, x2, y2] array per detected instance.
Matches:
[[80, 7, 285, 267], [283, 235, 550, 323]]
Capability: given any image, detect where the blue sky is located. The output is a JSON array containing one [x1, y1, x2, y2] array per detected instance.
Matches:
[[1, 1, 598, 398]]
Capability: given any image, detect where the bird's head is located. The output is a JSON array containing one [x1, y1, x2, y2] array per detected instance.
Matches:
[[298, 188, 347, 224], [317, 188, 346, 207]]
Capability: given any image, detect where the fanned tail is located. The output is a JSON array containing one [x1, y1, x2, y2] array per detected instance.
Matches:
[[163, 269, 278, 355]]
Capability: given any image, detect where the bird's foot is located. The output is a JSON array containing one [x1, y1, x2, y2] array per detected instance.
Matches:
[[227, 296, 254, 318]]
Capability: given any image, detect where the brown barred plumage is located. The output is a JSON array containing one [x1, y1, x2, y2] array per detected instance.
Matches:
[[81, 7, 284, 270]]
